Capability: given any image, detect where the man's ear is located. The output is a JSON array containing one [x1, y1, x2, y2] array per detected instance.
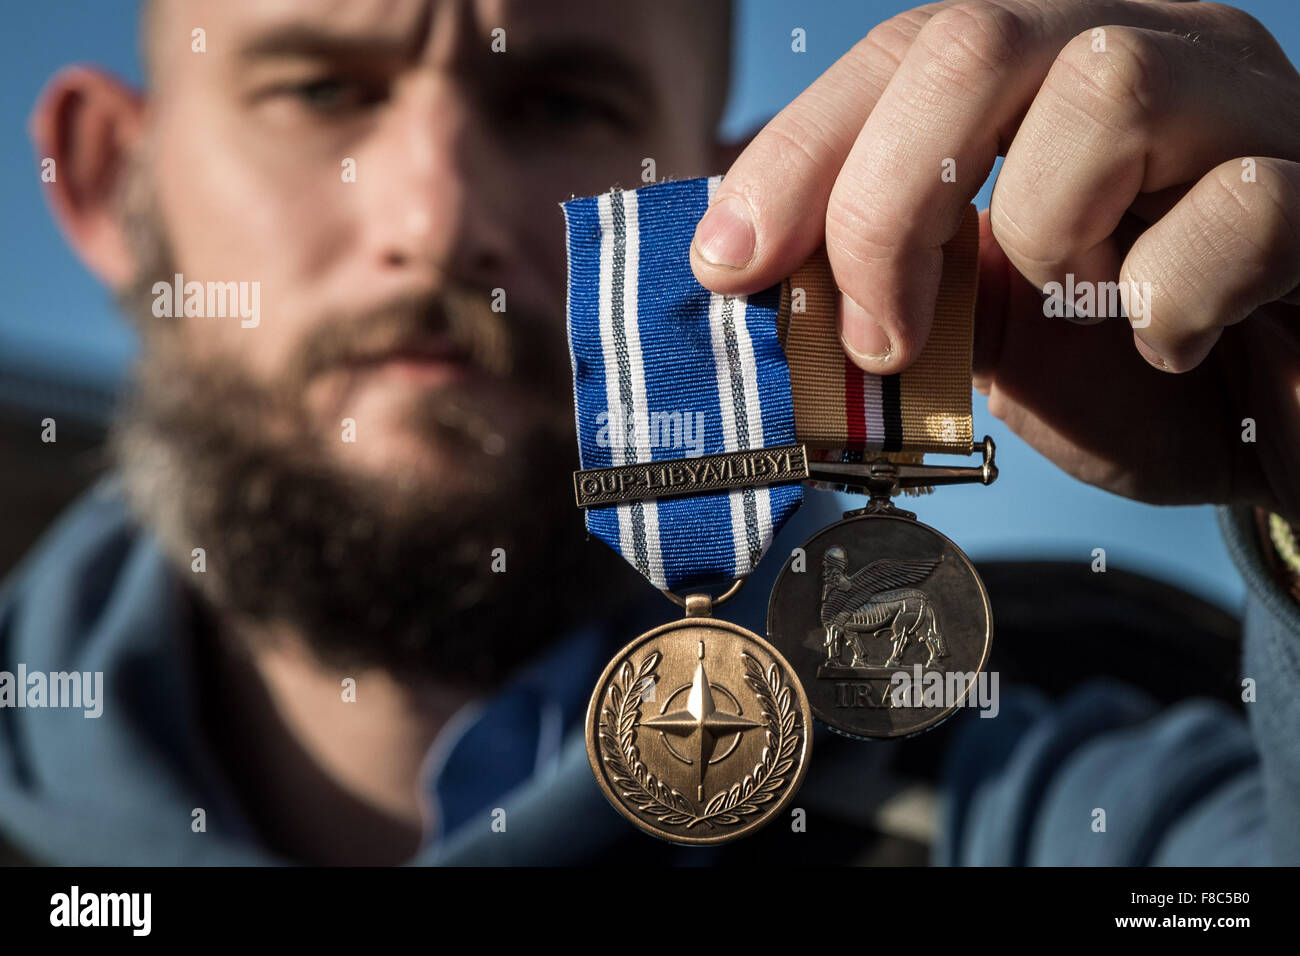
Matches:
[[29, 66, 146, 289]]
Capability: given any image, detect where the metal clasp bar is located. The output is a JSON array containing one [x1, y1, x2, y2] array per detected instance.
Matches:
[[808, 436, 997, 518], [572, 438, 995, 511]]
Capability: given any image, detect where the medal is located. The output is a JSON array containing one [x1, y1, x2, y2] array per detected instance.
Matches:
[[765, 209, 998, 739], [562, 178, 990, 841], [585, 584, 811, 844], [563, 178, 813, 844], [768, 443, 996, 739]]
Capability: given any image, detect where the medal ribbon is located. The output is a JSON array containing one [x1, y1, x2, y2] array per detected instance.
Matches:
[[777, 204, 980, 456], [564, 179, 979, 591], [564, 176, 801, 591]]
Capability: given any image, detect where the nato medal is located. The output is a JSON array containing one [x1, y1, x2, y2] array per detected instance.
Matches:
[[586, 589, 812, 845]]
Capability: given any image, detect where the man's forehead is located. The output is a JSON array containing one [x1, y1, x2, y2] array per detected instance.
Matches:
[[161, 0, 694, 61]]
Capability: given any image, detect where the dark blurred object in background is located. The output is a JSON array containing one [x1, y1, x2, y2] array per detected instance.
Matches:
[[0, 357, 113, 579]]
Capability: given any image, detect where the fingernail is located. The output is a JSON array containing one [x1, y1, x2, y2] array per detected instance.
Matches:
[[839, 294, 893, 361], [1133, 335, 1169, 371], [694, 195, 756, 269]]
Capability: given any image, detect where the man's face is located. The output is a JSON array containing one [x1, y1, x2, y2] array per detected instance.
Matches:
[[141, 0, 720, 489], [104, 0, 726, 682]]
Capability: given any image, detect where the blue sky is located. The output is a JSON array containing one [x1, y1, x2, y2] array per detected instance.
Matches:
[[5, 0, 1298, 608]]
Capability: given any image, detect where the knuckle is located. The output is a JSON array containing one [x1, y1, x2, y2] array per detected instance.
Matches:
[[1201, 163, 1261, 220], [1051, 27, 1174, 131], [1245, 160, 1300, 241], [857, 10, 927, 69], [1198, 3, 1273, 47], [824, 197, 895, 270], [759, 113, 835, 179], [987, 200, 1065, 280], [823, 170, 910, 268], [1202, 161, 1300, 277], [914, 2, 1028, 81]]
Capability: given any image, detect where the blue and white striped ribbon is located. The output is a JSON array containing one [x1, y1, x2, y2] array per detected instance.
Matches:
[[563, 176, 802, 592]]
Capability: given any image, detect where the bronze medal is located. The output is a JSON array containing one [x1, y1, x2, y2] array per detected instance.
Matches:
[[767, 503, 992, 740], [586, 590, 812, 845]]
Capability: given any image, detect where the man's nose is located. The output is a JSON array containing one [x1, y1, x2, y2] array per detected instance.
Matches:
[[361, 80, 509, 287]]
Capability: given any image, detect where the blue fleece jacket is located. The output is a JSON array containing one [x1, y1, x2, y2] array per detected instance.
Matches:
[[0, 478, 1295, 864]]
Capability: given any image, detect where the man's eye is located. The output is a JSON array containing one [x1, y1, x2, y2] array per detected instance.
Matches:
[[281, 76, 382, 113], [514, 88, 632, 132]]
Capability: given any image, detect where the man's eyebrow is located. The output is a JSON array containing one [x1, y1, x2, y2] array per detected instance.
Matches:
[[236, 25, 416, 63], [499, 42, 657, 99], [235, 29, 659, 103]]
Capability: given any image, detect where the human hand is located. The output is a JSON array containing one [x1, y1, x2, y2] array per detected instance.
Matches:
[[692, 0, 1300, 523]]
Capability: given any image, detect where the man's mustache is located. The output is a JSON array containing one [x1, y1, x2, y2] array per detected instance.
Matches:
[[289, 286, 528, 386]]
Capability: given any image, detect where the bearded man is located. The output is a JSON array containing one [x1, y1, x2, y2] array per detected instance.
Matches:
[[3, 0, 1299, 866]]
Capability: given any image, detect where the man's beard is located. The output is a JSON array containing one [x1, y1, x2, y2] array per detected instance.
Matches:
[[110, 206, 635, 688]]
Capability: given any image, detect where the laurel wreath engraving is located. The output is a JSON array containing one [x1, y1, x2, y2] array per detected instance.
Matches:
[[598, 649, 801, 829]]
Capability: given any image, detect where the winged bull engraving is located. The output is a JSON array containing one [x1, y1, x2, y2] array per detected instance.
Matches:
[[819, 547, 947, 670]]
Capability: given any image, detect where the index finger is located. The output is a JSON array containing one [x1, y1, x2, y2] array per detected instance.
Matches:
[[688, 6, 937, 293]]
